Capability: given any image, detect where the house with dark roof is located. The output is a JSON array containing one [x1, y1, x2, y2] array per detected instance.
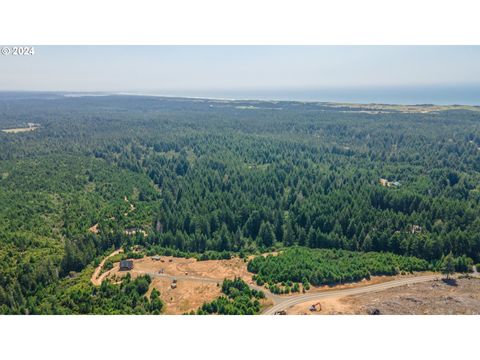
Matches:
[[119, 259, 134, 271]]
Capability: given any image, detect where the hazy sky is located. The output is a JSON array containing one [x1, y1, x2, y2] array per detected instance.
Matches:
[[1, 46, 480, 92]]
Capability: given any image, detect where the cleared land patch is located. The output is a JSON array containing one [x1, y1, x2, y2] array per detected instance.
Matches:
[[149, 278, 221, 314], [105, 255, 252, 282], [93, 251, 438, 315], [95, 254, 254, 314], [287, 277, 480, 315], [2, 125, 39, 133]]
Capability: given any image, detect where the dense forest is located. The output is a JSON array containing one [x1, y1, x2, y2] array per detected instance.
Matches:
[[1, 92, 479, 314], [248, 247, 430, 291], [34, 272, 163, 315]]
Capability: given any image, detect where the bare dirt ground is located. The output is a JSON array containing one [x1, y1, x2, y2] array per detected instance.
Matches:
[[98, 255, 254, 314], [287, 297, 352, 315], [287, 277, 480, 315], [147, 275, 273, 315], [93, 252, 447, 315], [88, 223, 99, 234], [113, 255, 252, 282], [148, 277, 222, 314]]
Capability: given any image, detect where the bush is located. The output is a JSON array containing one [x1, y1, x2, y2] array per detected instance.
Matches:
[[453, 255, 473, 273], [134, 275, 151, 295], [195, 277, 264, 315], [103, 260, 113, 271]]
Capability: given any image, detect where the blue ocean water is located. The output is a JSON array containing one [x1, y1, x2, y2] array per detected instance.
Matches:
[[142, 85, 480, 106]]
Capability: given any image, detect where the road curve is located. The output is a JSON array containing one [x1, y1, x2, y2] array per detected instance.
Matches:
[[262, 274, 440, 315], [91, 248, 123, 286], [92, 254, 440, 315]]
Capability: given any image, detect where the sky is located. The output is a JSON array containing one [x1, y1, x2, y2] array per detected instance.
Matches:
[[1, 46, 480, 95]]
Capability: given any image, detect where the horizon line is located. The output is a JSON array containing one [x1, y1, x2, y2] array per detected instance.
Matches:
[[1, 88, 480, 107]]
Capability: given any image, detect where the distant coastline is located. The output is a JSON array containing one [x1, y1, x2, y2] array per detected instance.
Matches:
[[117, 85, 480, 106], [1, 85, 480, 106]]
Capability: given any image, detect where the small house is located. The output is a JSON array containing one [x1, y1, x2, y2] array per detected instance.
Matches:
[[152, 255, 161, 261], [119, 259, 134, 271]]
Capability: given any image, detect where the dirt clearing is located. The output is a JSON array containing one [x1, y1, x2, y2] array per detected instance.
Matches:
[[112, 255, 252, 283], [2, 123, 39, 133], [287, 277, 480, 315], [2, 126, 39, 133], [149, 278, 222, 314], [88, 223, 99, 234], [97, 255, 254, 314]]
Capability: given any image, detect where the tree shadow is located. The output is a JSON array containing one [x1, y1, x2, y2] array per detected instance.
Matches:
[[442, 278, 457, 286]]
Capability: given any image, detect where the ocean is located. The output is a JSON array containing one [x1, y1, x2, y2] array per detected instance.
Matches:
[[134, 85, 480, 106]]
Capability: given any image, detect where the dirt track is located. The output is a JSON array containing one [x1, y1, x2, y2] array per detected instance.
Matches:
[[90, 249, 122, 286]]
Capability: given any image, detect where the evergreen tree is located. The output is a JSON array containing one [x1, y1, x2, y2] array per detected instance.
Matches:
[[258, 221, 276, 248], [440, 253, 455, 279]]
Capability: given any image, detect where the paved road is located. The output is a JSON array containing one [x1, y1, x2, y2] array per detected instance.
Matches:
[[91, 252, 444, 314], [143, 271, 440, 314], [262, 274, 440, 315]]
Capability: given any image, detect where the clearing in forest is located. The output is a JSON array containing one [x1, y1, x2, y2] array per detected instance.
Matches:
[[287, 277, 480, 315], [95, 254, 253, 314], [2, 126, 39, 133]]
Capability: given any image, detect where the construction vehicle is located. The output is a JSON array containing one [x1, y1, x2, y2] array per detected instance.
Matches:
[[309, 302, 322, 312]]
